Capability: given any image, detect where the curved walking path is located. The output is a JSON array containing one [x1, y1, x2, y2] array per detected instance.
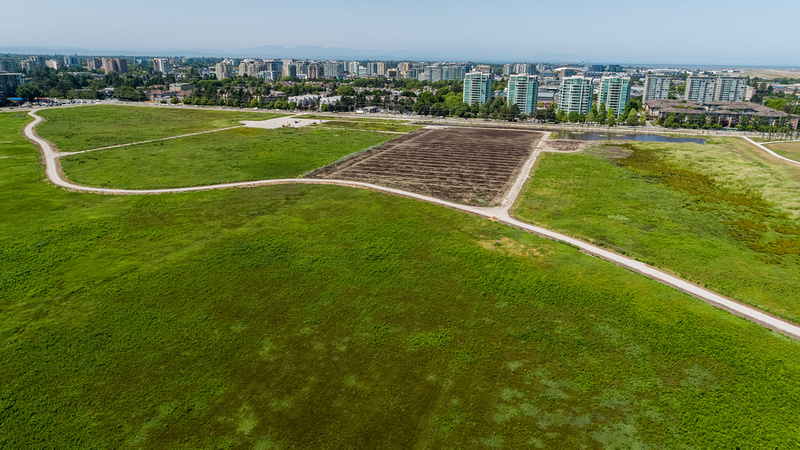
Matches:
[[24, 109, 800, 340], [741, 136, 800, 166]]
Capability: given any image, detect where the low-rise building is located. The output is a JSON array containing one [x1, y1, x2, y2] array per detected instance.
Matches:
[[288, 94, 320, 108], [644, 99, 794, 128]]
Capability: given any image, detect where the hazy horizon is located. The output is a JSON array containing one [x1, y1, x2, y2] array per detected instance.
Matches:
[[3, 0, 799, 67]]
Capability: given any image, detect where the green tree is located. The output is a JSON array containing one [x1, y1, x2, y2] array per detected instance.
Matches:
[[598, 102, 607, 124], [606, 108, 616, 126], [556, 108, 566, 122], [567, 111, 581, 123], [337, 85, 356, 96], [16, 84, 43, 102], [626, 109, 639, 126]]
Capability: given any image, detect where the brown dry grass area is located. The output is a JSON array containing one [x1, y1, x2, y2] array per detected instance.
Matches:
[[310, 127, 541, 205], [542, 140, 584, 152], [735, 68, 800, 79]]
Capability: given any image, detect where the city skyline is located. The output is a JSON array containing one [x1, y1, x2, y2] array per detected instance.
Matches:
[[2, 0, 799, 66]]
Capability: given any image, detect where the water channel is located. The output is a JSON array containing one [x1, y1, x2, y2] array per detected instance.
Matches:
[[555, 131, 706, 144]]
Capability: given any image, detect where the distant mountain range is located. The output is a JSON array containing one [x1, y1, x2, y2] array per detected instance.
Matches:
[[0, 44, 578, 64], [2, 45, 797, 69]]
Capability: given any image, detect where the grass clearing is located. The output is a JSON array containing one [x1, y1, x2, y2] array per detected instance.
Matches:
[[514, 138, 800, 322], [36, 105, 287, 151], [320, 120, 421, 133], [5, 111, 800, 447], [765, 140, 800, 160], [59, 127, 393, 189]]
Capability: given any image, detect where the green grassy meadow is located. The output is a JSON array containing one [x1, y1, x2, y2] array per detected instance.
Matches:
[[320, 120, 421, 133], [765, 140, 800, 160], [514, 138, 800, 323], [36, 105, 286, 151], [59, 126, 393, 189], [5, 111, 800, 447]]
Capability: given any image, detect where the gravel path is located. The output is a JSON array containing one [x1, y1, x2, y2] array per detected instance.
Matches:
[[23, 109, 800, 341]]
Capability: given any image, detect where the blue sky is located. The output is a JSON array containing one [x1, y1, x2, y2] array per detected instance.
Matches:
[[3, 0, 799, 66]]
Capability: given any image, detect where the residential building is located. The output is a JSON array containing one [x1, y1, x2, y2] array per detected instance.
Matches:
[[376, 62, 386, 76], [320, 95, 342, 107], [282, 63, 297, 79], [63, 55, 79, 67], [215, 61, 233, 80], [169, 83, 194, 91], [20, 56, 44, 73], [0, 58, 15, 73], [321, 61, 342, 79], [714, 76, 746, 102], [684, 75, 715, 103], [152, 58, 171, 74], [597, 76, 631, 116], [264, 59, 283, 73], [462, 72, 493, 105], [507, 74, 539, 115], [513, 63, 534, 75], [419, 65, 443, 82], [558, 76, 592, 114], [306, 63, 321, 79], [256, 70, 281, 81], [397, 62, 411, 77], [473, 64, 492, 74], [45, 59, 62, 70], [0, 73, 24, 103], [744, 86, 756, 101], [442, 64, 469, 81], [86, 57, 101, 71], [101, 57, 128, 74], [537, 85, 559, 108], [238, 59, 264, 77], [643, 74, 671, 101], [288, 94, 320, 108]]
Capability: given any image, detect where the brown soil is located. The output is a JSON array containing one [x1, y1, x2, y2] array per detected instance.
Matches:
[[310, 127, 541, 205]]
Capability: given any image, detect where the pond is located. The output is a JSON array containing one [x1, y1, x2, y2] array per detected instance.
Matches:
[[555, 131, 706, 144]]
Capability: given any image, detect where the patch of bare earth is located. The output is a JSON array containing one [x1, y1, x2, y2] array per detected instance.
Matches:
[[310, 127, 541, 205], [542, 140, 584, 152]]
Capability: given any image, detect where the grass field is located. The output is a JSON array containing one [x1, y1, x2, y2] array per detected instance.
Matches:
[[36, 105, 286, 152], [514, 138, 800, 323], [765, 140, 800, 160], [6, 111, 800, 447], [59, 126, 393, 189], [320, 120, 421, 133]]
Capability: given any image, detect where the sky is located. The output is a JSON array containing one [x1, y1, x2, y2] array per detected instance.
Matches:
[[3, 0, 800, 66]]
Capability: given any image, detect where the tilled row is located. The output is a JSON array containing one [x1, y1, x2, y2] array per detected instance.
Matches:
[[310, 127, 542, 205]]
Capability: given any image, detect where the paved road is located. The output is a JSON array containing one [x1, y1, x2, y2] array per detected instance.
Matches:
[[23, 109, 800, 340]]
